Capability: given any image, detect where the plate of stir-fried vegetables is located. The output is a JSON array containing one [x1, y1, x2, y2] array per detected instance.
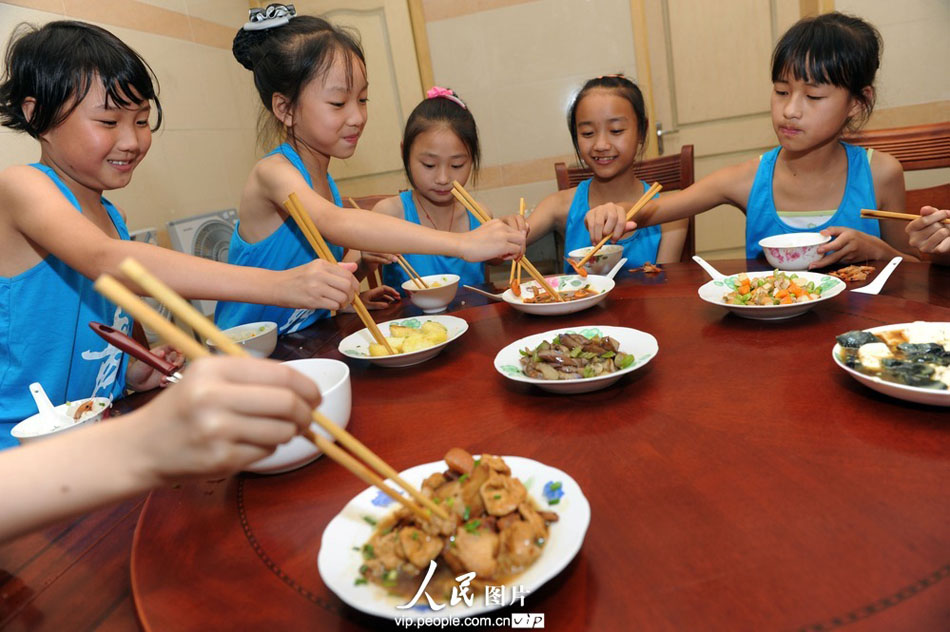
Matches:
[[698, 270, 845, 320], [501, 274, 613, 316]]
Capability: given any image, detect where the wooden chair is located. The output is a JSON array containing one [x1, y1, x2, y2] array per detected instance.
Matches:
[[842, 121, 950, 211], [554, 144, 696, 262]]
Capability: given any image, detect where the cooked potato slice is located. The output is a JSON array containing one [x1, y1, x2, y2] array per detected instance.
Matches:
[[401, 333, 432, 353], [389, 325, 415, 338], [424, 329, 447, 344], [421, 321, 447, 336], [369, 343, 389, 356]]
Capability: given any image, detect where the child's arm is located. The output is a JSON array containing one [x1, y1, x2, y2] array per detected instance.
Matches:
[[525, 189, 573, 245], [812, 152, 921, 267], [907, 206, 950, 265], [0, 357, 319, 542], [655, 219, 690, 264], [256, 161, 524, 261], [0, 167, 359, 309], [585, 161, 757, 243]]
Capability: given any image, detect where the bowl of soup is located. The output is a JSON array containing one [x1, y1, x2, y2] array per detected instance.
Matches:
[[208, 321, 278, 358]]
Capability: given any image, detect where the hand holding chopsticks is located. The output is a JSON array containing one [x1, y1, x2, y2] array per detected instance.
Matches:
[[451, 182, 563, 301], [286, 193, 395, 355], [94, 258, 448, 521], [861, 208, 950, 225], [574, 182, 662, 270]]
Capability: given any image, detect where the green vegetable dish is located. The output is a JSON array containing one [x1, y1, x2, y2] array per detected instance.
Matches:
[[519, 333, 635, 380]]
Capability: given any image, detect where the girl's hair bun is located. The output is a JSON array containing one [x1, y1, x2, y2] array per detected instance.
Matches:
[[232, 27, 270, 71]]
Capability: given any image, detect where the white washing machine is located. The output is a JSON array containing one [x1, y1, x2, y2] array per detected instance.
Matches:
[[166, 209, 238, 317]]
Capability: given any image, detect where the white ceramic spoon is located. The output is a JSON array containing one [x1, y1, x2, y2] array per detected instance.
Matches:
[[692, 255, 726, 281], [28, 382, 72, 426], [851, 256, 902, 295], [462, 284, 505, 301], [605, 257, 628, 280]]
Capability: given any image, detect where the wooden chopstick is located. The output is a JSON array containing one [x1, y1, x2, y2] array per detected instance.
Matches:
[[451, 182, 563, 301], [861, 209, 950, 225], [106, 258, 448, 521], [285, 194, 395, 355], [395, 254, 428, 289], [575, 182, 662, 269], [346, 197, 429, 289], [508, 197, 526, 288]]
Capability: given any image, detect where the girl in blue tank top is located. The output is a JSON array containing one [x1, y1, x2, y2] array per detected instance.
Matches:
[[373, 88, 487, 292], [585, 13, 918, 268], [528, 75, 687, 271], [224, 17, 525, 329]]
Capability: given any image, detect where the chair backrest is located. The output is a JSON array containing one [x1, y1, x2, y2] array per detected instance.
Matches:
[[554, 144, 696, 261], [843, 121, 950, 212]]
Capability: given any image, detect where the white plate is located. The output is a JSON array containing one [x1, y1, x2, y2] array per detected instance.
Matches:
[[493, 325, 658, 394], [338, 315, 468, 368], [698, 270, 845, 320], [318, 456, 589, 620], [832, 322, 950, 407], [502, 274, 614, 316]]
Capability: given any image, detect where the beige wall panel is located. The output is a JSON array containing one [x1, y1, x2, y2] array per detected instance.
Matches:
[[667, 0, 773, 124], [138, 0, 186, 13], [836, 0, 950, 109], [181, 0, 246, 29], [1, 1, 64, 13]]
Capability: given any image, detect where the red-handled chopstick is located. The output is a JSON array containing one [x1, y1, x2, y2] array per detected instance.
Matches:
[[89, 322, 183, 383]]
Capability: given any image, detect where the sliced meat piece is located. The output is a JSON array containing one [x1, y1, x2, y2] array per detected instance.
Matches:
[[480, 469, 527, 516], [445, 447, 475, 474], [497, 519, 543, 575], [398, 527, 443, 569], [448, 524, 499, 579]]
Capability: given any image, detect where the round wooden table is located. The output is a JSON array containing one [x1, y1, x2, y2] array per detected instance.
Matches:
[[127, 260, 950, 631]]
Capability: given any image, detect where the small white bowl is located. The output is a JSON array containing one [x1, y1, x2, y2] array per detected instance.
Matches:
[[245, 358, 352, 474], [758, 232, 831, 270], [208, 321, 278, 358], [402, 273, 460, 313], [568, 244, 624, 276], [11, 397, 112, 444]]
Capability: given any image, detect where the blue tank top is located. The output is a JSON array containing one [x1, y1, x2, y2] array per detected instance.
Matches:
[[563, 178, 662, 272], [0, 164, 131, 448], [214, 143, 345, 334], [381, 191, 485, 291], [745, 143, 880, 259]]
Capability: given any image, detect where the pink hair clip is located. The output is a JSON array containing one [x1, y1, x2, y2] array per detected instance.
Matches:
[[426, 86, 466, 109]]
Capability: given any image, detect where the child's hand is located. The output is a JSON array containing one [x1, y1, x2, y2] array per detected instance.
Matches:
[[125, 345, 184, 392], [282, 260, 359, 311], [356, 285, 400, 310], [361, 252, 397, 266], [585, 203, 636, 244], [810, 227, 893, 268], [907, 206, 950, 255], [459, 219, 526, 262], [500, 213, 530, 239], [130, 356, 321, 483]]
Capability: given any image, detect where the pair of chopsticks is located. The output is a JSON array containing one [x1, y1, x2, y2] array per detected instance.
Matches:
[[451, 182, 563, 301], [345, 197, 429, 289], [94, 258, 448, 523], [507, 198, 526, 294], [572, 182, 663, 270], [287, 193, 394, 355], [861, 209, 950, 225]]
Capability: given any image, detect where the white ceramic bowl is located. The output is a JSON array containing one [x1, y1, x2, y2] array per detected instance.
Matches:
[[697, 270, 845, 320], [401, 273, 459, 314], [338, 314, 468, 368], [318, 455, 589, 620], [11, 397, 111, 444], [494, 325, 658, 394], [502, 274, 614, 316], [208, 321, 278, 358], [758, 232, 831, 270], [831, 322, 950, 407], [244, 358, 351, 474], [567, 244, 624, 276]]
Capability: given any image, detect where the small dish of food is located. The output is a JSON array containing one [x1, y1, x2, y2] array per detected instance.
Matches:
[[208, 321, 278, 358], [502, 274, 614, 316], [338, 315, 468, 368], [832, 321, 950, 407], [566, 244, 623, 276], [758, 232, 831, 270], [318, 449, 589, 620], [697, 269, 845, 320], [12, 396, 112, 444], [402, 274, 460, 314], [494, 325, 658, 394]]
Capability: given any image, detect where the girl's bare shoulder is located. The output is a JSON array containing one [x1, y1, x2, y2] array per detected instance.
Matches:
[[371, 194, 405, 218]]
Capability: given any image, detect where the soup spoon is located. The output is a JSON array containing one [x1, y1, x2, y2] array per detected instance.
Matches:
[[851, 256, 902, 295], [28, 382, 73, 426], [692, 255, 726, 281]]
